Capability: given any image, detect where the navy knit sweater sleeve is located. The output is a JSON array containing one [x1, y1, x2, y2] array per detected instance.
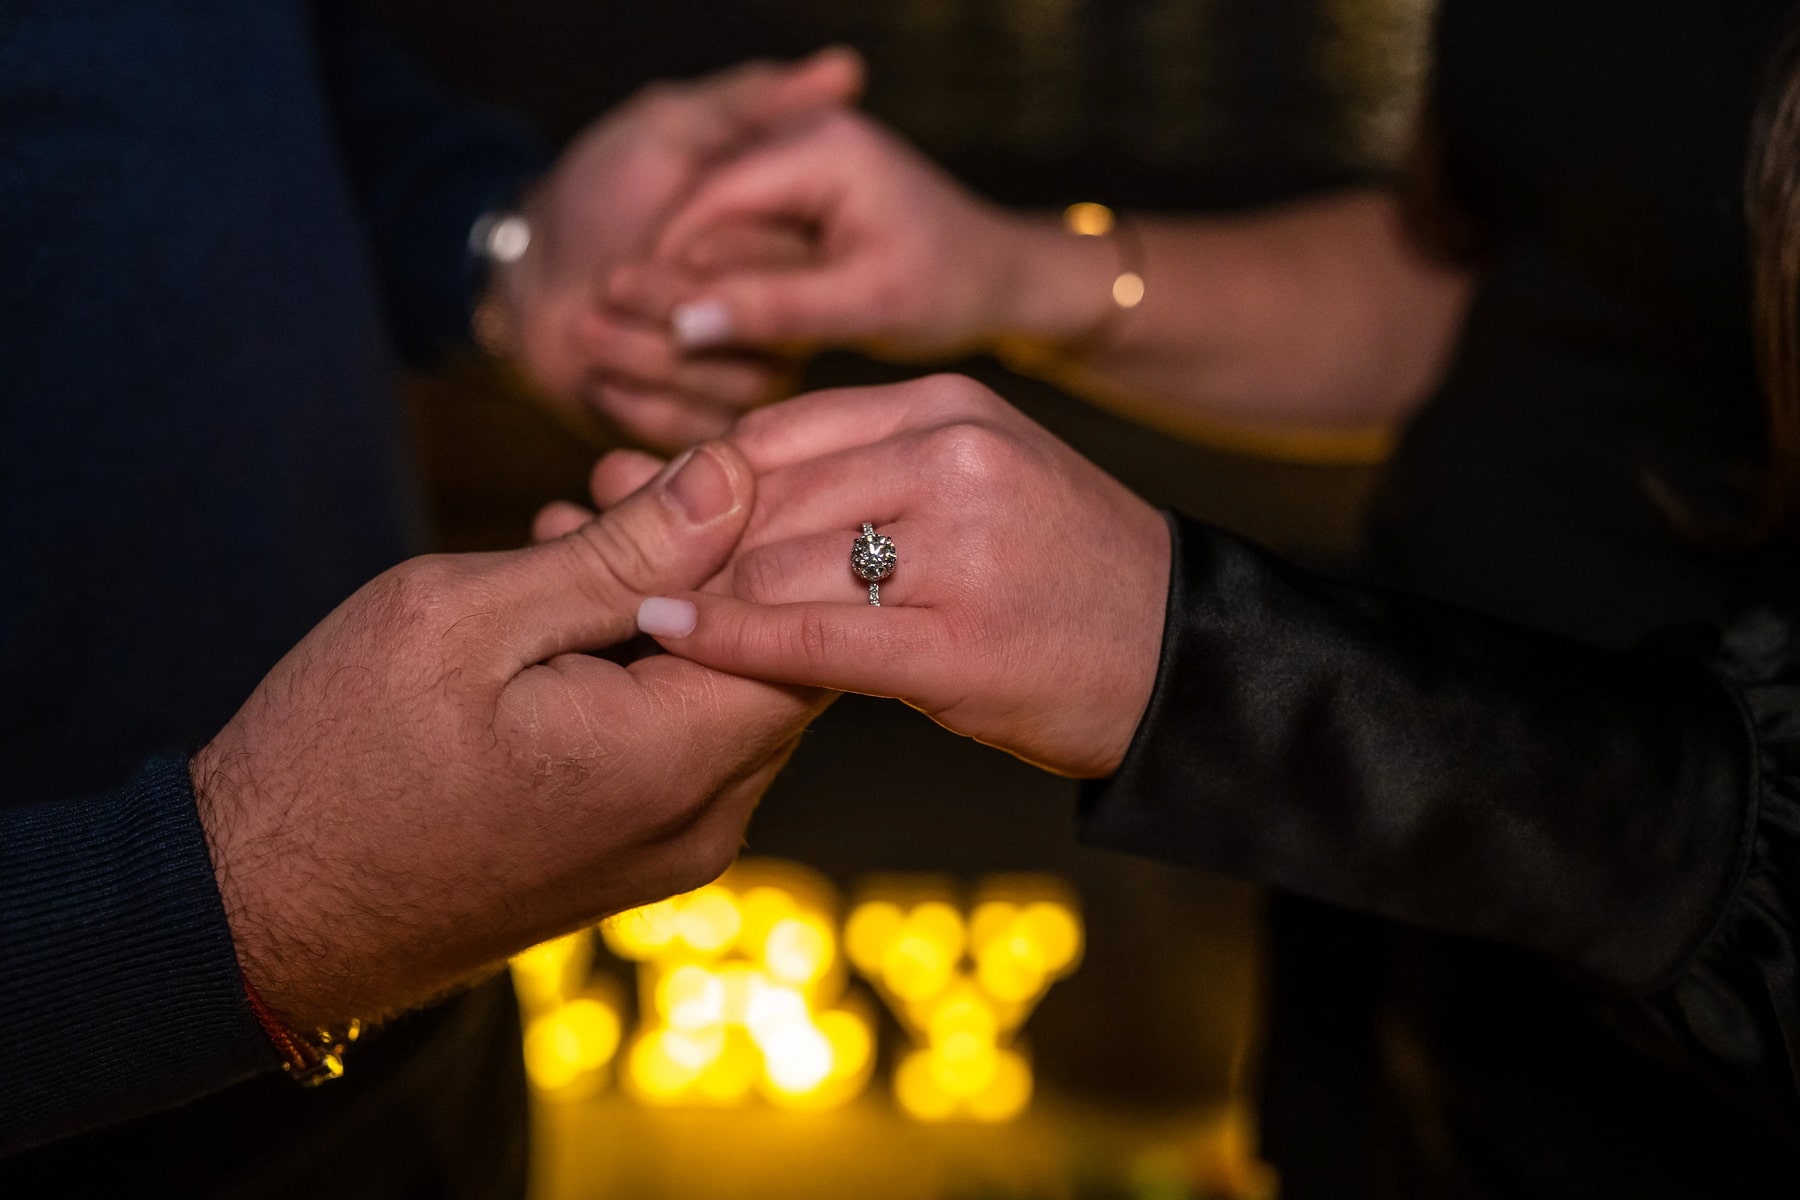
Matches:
[[0, 760, 269, 1152], [0, 1, 545, 1156], [310, 0, 551, 361]]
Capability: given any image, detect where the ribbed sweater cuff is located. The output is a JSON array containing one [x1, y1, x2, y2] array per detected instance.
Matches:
[[1, 755, 269, 1154]]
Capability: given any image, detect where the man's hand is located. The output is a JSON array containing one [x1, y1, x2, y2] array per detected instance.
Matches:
[[492, 49, 863, 451], [629, 375, 1172, 779], [191, 442, 827, 1032]]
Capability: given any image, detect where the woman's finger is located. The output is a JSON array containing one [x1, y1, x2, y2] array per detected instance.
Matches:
[[727, 523, 928, 608], [731, 443, 926, 554], [607, 263, 696, 323], [684, 218, 815, 276], [725, 373, 985, 473], [579, 313, 686, 386], [670, 354, 789, 412], [636, 592, 940, 701]]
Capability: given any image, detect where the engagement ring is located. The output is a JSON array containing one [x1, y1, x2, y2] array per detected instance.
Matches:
[[850, 522, 896, 606]]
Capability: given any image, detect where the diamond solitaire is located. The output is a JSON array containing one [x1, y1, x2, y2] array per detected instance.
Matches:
[[850, 522, 896, 606]]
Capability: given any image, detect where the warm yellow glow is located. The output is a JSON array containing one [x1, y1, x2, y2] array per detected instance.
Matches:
[[845, 879, 1083, 1122], [760, 1022, 834, 1095], [509, 932, 592, 1016], [967, 1048, 1032, 1122], [909, 902, 966, 961], [819, 1009, 872, 1080], [969, 901, 1017, 954], [522, 997, 621, 1094], [1064, 201, 1116, 237], [694, 1029, 759, 1103], [523, 1017, 582, 1092], [603, 860, 869, 1110], [927, 986, 998, 1046], [738, 885, 797, 947], [743, 982, 809, 1045], [881, 928, 956, 1002], [927, 1034, 998, 1097], [716, 961, 759, 1025], [894, 1049, 957, 1122], [762, 914, 834, 985], [597, 861, 1079, 1119], [559, 998, 622, 1068], [664, 1027, 725, 1071], [676, 886, 742, 954], [976, 945, 1045, 1005], [657, 963, 726, 1031], [601, 898, 682, 958], [627, 1031, 700, 1102], [845, 900, 904, 974], [1021, 902, 1083, 973]]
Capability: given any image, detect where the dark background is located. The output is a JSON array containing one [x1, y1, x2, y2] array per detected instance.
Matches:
[[376, 0, 1434, 1112]]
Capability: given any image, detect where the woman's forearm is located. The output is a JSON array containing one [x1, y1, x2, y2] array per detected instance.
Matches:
[[987, 190, 1474, 452]]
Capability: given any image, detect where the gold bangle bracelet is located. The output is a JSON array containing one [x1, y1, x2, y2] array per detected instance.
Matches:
[[1060, 202, 1145, 354]]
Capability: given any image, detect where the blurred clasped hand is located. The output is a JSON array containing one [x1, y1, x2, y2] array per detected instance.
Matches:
[[608, 109, 1040, 367], [487, 47, 865, 451], [548, 375, 1174, 780], [192, 441, 829, 1033]]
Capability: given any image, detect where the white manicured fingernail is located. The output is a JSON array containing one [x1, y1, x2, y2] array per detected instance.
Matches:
[[672, 300, 733, 348], [638, 597, 698, 638]]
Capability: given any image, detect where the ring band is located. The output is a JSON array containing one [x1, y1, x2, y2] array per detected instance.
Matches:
[[850, 522, 896, 606]]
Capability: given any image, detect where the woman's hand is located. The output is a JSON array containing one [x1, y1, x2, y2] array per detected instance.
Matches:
[[607, 111, 1120, 363], [629, 374, 1172, 778]]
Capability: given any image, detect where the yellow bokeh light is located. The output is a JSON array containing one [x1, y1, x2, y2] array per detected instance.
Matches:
[[927, 1034, 998, 1098], [602, 898, 682, 959], [657, 963, 726, 1031], [510, 932, 592, 1015], [818, 1009, 872, 1080], [676, 886, 742, 955], [908, 902, 966, 961], [664, 1028, 725, 1071], [520, 996, 621, 1094], [523, 1018, 581, 1092], [1064, 201, 1116, 237], [927, 987, 998, 1047], [593, 861, 1079, 1120], [1021, 902, 1082, 974], [894, 1050, 958, 1122], [760, 1022, 834, 1096], [976, 944, 1045, 1005], [967, 1048, 1032, 1123], [627, 1032, 696, 1102], [844, 900, 903, 974], [763, 915, 834, 985], [738, 886, 797, 946], [969, 901, 1017, 955], [559, 998, 622, 1069], [694, 1029, 760, 1104], [743, 982, 809, 1046], [883, 930, 956, 1003]]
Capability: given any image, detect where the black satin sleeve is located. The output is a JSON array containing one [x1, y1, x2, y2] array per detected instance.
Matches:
[[1080, 514, 1800, 1121]]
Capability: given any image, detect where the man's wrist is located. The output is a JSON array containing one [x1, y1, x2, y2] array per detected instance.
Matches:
[[468, 207, 534, 358]]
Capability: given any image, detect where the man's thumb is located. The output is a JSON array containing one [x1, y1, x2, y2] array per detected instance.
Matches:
[[502, 440, 755, 665]]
